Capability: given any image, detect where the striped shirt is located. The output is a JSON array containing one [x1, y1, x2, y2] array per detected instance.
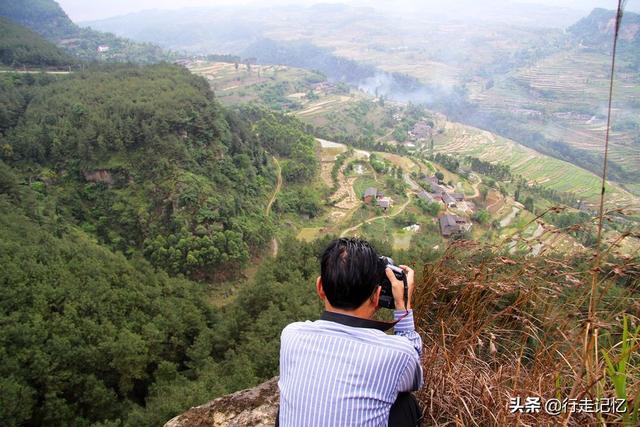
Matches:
[[278, 310, 423, 426]]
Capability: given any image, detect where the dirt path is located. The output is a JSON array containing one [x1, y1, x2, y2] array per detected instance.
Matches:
[[266, 157, 282, 257], [0, 70, 71, 74], [499, 206, 520, 228], [340, 193, 413, 238], [469, 175, 482, 199]]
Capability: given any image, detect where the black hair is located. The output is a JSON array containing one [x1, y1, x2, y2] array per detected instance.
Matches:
[[320, 238, 383, 309]]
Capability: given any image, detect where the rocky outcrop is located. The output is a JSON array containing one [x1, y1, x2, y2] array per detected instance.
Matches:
[[83, 169, 113, 185], [164, 377, 279, 427]]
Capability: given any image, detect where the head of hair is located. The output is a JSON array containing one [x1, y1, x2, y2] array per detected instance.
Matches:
[[320, 237, 383, 310]]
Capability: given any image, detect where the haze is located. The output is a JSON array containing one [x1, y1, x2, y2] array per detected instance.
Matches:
[[60, 0, 638, 22]]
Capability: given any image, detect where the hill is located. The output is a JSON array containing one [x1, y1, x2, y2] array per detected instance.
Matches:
[[569, 7, 640, 52], [0, 0, 169, 63], [0, 0, 76, 39], [0, 62, 324, 425], [0, 64, 285, 277], [0, 17, 74, 68]]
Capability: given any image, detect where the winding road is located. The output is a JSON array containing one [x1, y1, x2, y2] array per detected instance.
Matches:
[[340, 193, 413, 238]]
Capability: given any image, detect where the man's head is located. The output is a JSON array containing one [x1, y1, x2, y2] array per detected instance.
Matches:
[[318, 238, 383, 310]]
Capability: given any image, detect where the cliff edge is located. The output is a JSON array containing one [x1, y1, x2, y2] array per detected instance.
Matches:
[[164, 377, 279, 427]]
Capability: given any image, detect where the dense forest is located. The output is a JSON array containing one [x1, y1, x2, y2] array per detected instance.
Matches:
[[0, 171, 325, 425], [0, 61, 326, 425], [0, 0, 169, 63], [0, 17, 74, 68]]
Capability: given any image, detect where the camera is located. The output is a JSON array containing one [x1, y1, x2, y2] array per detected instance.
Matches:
[[378, 256, 407, 309]]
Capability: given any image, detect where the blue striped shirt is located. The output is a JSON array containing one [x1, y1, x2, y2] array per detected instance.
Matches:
[[278, 310, 423, 426]]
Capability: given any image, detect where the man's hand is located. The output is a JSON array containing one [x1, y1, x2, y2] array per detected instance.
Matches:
[[385, 265, 415, 311]]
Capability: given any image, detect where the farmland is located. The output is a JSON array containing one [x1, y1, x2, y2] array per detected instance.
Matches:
[[188, 60, 638, 257]]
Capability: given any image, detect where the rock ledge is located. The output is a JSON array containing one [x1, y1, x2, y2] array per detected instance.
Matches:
[[164, 377, 279, 427]]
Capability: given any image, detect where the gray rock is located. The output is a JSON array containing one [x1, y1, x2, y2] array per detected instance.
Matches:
[[164, 377, 279, 427]]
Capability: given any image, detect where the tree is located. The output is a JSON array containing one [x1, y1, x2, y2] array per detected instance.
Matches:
[[473, 209, 490, 225], [523, 196, 535, 213]]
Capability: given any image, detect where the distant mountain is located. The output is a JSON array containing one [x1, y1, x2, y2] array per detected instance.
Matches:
[[0, 17, 74, 67], [0, 0, 170, 63], [0, 0, 76, 40], [568, 8, 640, 51]]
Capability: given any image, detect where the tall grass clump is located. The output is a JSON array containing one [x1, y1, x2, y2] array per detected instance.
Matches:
[[412, 230, 639, 425]]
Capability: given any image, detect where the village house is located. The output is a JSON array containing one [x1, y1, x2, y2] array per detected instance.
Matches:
[[439, 214, 471, 237], [424, 175, 439, 186], [377, 197, 393, 211], [363, 187, 378, 204], [408, 120, 433, 142], [417, 190, 435, 203], [363, 188, 392, 210], [442, 192, 458, 208], [422, 177, 445, 195], [451, 193, 465, 202]]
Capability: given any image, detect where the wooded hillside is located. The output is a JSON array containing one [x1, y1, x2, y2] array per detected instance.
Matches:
[[0, 17, 74, 67]]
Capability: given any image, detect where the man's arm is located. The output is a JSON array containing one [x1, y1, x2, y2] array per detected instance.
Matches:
[[394, 309, 422, 356], [386, 264, 422, 356], [386, 265, 423, 391]]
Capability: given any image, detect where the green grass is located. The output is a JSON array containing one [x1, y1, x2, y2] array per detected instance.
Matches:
[[353, 176, 379, 199], [297, 227, 324, 242], [393, 231, 413, 251]]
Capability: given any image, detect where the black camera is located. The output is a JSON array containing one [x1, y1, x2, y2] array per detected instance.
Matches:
[[378, 256, 407, 309]]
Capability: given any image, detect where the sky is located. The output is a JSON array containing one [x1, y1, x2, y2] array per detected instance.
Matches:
[[58, 0, 637, 22]]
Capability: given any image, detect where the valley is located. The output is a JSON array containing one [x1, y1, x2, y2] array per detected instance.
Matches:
[[190, 59, 639, 258], [90, 4, 640, 196]]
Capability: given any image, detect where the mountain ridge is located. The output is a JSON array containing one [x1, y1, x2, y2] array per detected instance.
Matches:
[[0, 0, 169, 63]]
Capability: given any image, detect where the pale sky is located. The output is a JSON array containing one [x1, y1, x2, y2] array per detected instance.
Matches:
[[57, 0, 637, 22]]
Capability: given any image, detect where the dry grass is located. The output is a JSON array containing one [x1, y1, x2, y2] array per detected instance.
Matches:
[[412, 228, 639, 425]]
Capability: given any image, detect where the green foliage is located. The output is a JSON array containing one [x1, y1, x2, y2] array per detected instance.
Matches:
[[249, 107, 318, 183], [546, 210, 597, 247], [0, 170, 329, 426], [0, 197, 220, 426], [275, 187, 323, 218], [0, 17, 74, 67], [0, 0, 76, 40], [331, 150, 352, 191], [416, 198, 441, 216], [433, 152, 460, 173], [602, 315, 640, 425], [369, 153, 389, 174], [1, 65, 275, 277], [473, 209, 491, 225]]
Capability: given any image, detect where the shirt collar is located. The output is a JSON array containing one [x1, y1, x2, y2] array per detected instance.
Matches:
[[320, 310, 394, 332]]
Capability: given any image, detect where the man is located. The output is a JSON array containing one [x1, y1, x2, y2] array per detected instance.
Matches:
[[278, 238, 423, 426]]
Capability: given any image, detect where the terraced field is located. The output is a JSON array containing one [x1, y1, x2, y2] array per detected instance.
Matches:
[[470, 49, 640, 190], [189, 61, 324, 107], [434, 121, 638, 209], [190, 57, 638, 228]]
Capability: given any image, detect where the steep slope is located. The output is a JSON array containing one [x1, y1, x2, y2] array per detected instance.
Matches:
[[0, 65, 277, 278], [0, 61, 322, 426], [0, 17, 74, 67], [0, 182, 219, 426], [0, 0, 168, 63], [568, 7, 640, 52], [0, 0, 76, 39]]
